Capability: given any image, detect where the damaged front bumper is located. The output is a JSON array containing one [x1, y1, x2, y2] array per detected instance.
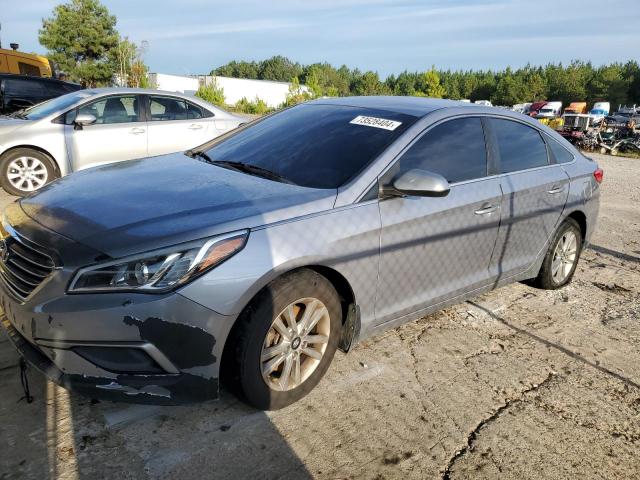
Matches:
[[1, 313, 219, 405], [0, 203, 238, 405], [0, 288, 237, 404]]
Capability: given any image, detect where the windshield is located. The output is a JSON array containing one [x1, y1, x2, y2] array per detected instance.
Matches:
[[22, 90, 92, 120], [204, 104, 416, 189]]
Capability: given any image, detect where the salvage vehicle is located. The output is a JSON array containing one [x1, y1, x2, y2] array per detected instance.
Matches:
[[528, 101, 547, 117], [0, 88, 243, 195], [0, 97, 601, 409], [511, 103, 532, 114], [558, 113, 594, 143], [0, 74, 81, 115], [536, 101, 562, 118], [605, 105, 640, 132], [589, 101, 610, 117], [564, 102, 587, 114]]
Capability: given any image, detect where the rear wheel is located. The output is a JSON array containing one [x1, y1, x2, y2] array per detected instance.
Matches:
[[0, 148, 58, 196], [223, 269, 341, 410], [532, 218, 582, 289]]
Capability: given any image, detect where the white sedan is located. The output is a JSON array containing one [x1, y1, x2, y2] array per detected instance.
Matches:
[[0, 88, 244, 195]]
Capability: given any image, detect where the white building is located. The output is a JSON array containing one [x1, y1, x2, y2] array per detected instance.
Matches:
[[148, 73, 307, 108]]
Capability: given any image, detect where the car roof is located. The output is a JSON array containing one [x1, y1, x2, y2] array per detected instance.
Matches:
[[83, 87, 198, 97], [308, 96, 484, 117]]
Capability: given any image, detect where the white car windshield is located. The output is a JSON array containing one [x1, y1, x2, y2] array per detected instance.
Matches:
[[22, 91, 92, 120]]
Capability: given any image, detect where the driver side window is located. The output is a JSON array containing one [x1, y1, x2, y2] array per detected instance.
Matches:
[[398, 117, 488, 184], [65, 95, 141, 125]]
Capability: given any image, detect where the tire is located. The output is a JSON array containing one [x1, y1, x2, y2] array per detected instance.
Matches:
[[0, 148, 59, 196], [222, 269, 342, 410], [531, 218, 582, 290]]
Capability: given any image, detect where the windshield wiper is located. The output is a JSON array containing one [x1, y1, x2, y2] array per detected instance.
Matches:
[[214, 160, 297, 185], [186, 151, 296, 185], [186, 149, 213, 162]]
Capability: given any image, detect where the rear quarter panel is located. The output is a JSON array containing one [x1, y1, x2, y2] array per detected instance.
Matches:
[[560, 154, 600, 245]]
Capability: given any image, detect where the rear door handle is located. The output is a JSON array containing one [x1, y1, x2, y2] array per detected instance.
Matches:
[[129, 127, 146, 135], [547, 185, 564, 194], [474, 204, 500, 215], [188, 124, 204, 130]]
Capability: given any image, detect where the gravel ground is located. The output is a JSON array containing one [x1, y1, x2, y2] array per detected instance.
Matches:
[[0, 153, 639, 480]]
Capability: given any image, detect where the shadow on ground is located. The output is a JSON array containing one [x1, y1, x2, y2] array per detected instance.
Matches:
[[0, 351, 312, 479]]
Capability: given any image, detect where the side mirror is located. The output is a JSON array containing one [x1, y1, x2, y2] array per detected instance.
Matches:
[[73, 113, 97, 130], [381, 169, 450, 198]]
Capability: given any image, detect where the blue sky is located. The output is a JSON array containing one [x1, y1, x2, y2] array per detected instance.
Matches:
[[2, 0, 639, 77]]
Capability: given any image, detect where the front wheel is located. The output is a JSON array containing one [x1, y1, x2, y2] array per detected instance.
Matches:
[[223, 269, 342, 410], [532, 218, 582, 290], [0, 148, 58, 196]]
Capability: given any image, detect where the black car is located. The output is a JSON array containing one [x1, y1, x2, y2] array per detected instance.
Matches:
[[0, 74, 82, 114]]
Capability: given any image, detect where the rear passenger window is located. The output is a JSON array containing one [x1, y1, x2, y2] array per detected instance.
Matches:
[[186, 102, 211, 119], [150, 96, 188, 121], [491, 118, 548, 173], [398, 117, 487, 183], [547, 136, 574, 164]]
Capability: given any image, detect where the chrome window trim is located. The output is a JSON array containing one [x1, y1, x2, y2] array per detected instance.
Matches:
[[351, 110, 578, 203]]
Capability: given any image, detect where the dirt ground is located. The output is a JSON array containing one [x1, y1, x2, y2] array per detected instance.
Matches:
[[0, 152, 639, 480]]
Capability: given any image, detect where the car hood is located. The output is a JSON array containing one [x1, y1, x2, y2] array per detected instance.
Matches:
[[20, 153, 337, 257]]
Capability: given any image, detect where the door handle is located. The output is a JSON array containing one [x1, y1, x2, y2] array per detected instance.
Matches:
[[547, 185, 564, 194], [129, 127, 146, 134], [188, 124, 204, 130], [474, 204, 500, 215]]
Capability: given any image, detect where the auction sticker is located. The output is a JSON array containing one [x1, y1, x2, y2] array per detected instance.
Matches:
[[350, 115, 402, 131]]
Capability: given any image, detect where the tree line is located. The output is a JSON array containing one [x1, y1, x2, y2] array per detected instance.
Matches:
[[213, 56, 640, 107]]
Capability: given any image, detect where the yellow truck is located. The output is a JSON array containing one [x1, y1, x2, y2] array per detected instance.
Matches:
[[0, 45, 52, 77], [564, 102, 587, 114]]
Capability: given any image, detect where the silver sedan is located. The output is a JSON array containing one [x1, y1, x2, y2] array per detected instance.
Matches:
[[0, 97, 601, 409], [0, 88, 244, 195]]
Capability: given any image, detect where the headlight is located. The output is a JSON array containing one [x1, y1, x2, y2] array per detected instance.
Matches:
[[68, 231, 248, 293]]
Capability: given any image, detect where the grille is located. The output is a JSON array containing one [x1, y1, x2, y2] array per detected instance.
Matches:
[[0, 236, 55, 300]]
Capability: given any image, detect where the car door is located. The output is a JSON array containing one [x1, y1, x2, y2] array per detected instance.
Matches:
[[146, 95, 213, 157], [64, 94, 147, 171], [375, 117, 502, 325], [487, 117, 569, 280]]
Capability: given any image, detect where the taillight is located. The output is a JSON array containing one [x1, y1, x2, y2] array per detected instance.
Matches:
[[593, 167, 604, 184]]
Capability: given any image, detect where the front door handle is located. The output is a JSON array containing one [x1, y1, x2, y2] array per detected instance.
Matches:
[[188, 124, 204, 130], [129, 127, 146, 135], [547, 185, 564, 194], [474, 204, 500, 215]]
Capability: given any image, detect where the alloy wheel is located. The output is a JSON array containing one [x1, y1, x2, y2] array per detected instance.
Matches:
[[260, 297, 331, 392], [7, 156, 48, 192], [551, 230, 578, 283]]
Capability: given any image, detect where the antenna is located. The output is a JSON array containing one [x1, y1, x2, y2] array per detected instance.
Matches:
[[0, 22, 2, 49]]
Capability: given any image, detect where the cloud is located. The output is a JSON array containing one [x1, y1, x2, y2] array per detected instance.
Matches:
[[138, 18, 305, 41]]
